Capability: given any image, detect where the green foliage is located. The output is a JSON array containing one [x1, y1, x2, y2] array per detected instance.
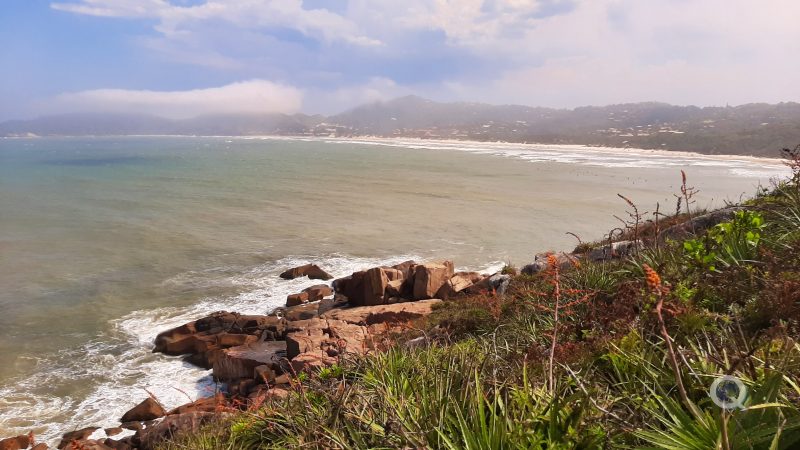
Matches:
[[317, 364, 344, 381], [683, 211, 766, 272]]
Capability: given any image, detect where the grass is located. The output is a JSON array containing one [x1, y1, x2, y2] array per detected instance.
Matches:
[[159, 149, 800, 450]]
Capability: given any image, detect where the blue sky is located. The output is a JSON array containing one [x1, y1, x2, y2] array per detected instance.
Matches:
[[1, 0, 799, 120]]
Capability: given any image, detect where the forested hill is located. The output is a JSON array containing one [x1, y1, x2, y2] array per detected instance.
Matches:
[[3, 96, 800, 157]]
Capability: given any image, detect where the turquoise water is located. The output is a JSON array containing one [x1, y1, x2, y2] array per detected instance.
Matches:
[[0, 136, 787, 443]]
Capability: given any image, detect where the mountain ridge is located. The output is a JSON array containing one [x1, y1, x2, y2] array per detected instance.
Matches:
[[4, 96, 800, 156]]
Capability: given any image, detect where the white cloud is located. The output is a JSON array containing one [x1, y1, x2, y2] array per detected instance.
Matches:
[[51, 0, 381, 46], [47, 80, 303, 118], [304, 77, 412, 114], [44, 0, 800, 110]]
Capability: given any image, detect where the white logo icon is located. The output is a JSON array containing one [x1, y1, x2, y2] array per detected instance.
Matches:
[[709, 375, 747, 410]]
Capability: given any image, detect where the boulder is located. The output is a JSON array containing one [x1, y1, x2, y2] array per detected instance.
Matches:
[[212, 340, 287, 381], [120, 397, 166, 422], [32, 444, 50, 450], [286, 292, 309, 307], [521, 253, 578, 276], [332, 272, 364, 304], [436, 272, 483, 299], [134, 412, 219, 450], [0, 435, 30, 450], [58, 427, 99, 449], [279, 264, 333, 280], [391, 260, 417, 281], [412, 261, 454, 300], [104, 428, 123, 437], [362, 267, 389, 306], [302, 284, 333, 301]]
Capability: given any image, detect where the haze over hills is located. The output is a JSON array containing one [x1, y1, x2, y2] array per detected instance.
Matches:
[[3, 96, 800, 157]]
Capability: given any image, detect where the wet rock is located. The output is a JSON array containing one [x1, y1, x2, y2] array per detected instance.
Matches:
[[212, 340, 287, 381], [0, 435, 30, 450], [104, 428, 123, 437], [413, 261, 454, 300], [58, 427, 100, 449], [279, 264, 333, 280], [286, 292, 309, 307], [121, 397, 166, 423], [32, 444, 50, 450], [302, 284, 333, 302]]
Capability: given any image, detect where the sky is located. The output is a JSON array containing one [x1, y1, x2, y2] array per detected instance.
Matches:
[[1, 0, 799, 121]]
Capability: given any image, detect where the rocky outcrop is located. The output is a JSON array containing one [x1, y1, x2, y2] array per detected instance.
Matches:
[[153, 312, 285, 368], [320, 299, 441, 326], [285, 318, 369, 359], [20, 258, 476, 450], [212, 341, 287, 381], [120, 398, 165, 423], [659, 206, 745, 240], [134, 412, 220, 450], [333, 260, 456, 306], [279, 264, 333, 280]]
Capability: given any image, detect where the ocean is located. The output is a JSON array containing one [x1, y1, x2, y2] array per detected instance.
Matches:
[[0, 136, 789, 444]]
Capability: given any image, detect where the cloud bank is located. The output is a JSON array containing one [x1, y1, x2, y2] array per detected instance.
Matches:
[[32, 0, 800, 115], [48, 80, 303, 118]]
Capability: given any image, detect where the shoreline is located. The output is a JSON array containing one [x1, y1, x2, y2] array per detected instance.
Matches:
[[3, 133, 788, 165]]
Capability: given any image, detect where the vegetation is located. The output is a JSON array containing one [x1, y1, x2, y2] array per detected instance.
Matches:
[[161, 147, 800, 449]]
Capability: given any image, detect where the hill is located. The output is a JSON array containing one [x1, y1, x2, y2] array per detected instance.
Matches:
[[3, 97, 800, 156]]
